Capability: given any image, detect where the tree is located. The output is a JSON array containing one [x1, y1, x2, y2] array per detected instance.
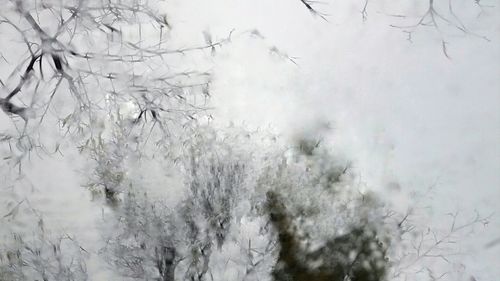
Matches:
[[0, 0, 494, 280]]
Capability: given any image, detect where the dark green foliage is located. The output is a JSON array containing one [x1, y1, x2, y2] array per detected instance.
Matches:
[[297, 138, 321, 156], [266, 191, 388, 281]]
